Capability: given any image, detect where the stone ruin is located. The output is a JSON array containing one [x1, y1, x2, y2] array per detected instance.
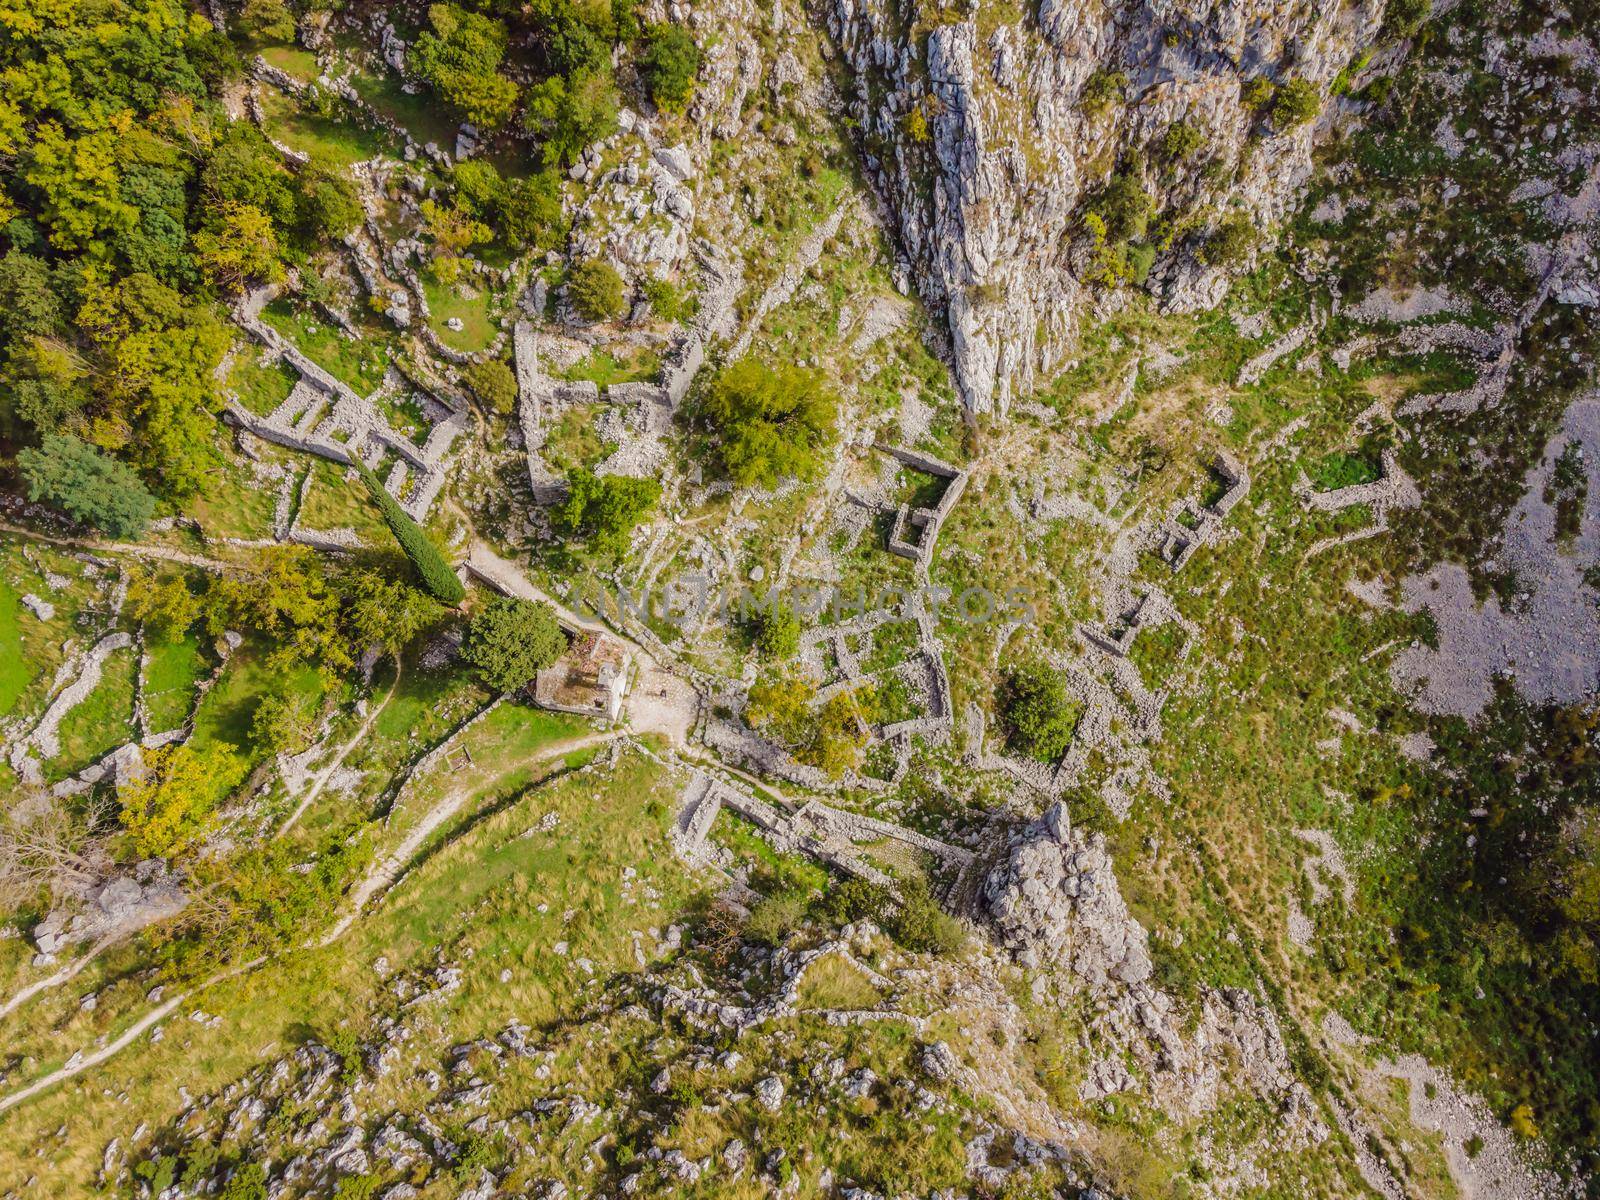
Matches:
[[225, 287, 467, 523], [874, 444, 970, 572], [672, 768, 979, 907], [1154, 450, 1250, 571], [513, 322, 675, 503]]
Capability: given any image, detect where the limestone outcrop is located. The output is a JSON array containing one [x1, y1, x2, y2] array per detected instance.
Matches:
[[983, 801, 1153, 988], [827, 0, 1389, 412]]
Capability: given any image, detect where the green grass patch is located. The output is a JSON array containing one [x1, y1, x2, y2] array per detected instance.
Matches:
[[421, 275, 500, 353], [257, 86, 389, 170], [0, 577, 32, 716], [260, 299, 391, 395], [226, 344, 299, 417], [143, 634, 208, 735]]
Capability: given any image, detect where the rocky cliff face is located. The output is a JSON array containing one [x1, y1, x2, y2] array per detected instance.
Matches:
[[827, 0, 1390, 413]]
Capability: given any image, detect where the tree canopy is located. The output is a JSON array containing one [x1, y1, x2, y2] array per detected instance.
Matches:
[[999, 661, 1079, 763], [698, 358, 839, 489], [18, 433, 157, 537], [353, 463, 466, 604], [460, 595, 567, 693], [411, 4, 519, 129], [640, 24, 702, 112], [557, 468, 660, 555]]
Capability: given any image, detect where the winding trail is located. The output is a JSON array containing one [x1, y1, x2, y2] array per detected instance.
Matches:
[[0, 938, 118, 1022], [275, 660, 403, 839], [0, 727, 621, 1116], [0, 956, 264, 1117], [317, 728, 618, 944], [0, 522, 237, 572]]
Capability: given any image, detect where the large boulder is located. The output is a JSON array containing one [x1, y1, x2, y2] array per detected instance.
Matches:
[[33, 859, 188, 956], [983, 801, 1153, 988]]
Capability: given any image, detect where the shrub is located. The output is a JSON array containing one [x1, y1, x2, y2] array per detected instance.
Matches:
[[500, 171, 566, 249], [557, 467, 660, 555], [1241, 77, 1274, 110], [464, 358, 518, 414], [1273, 78, 1321, 128], [17, 433, 155, 538], [885, 876, 966, 955], [699, 357, 839, 488], [1093, 171, 1154, 241], [1382, 0, 1430, 39], [218, 1163, 268, 1200], [746, 891, 807, 946], [568, 258, 626, 321], [460, 595, 566, 693], [295, 166, 362, 244], [640, 23, 701, 112], [1000, 661, 1078, 763], [748, 600, 800, 660], [639, 275, 685, 320], [1080, 69, 1127, 119], [1159, 120, 1206, 162], [352, 463, 465, 603], [815, 877, 891, 927], [1200, 212, 1257, 267]]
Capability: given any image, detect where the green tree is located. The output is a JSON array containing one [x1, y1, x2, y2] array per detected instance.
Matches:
[[295, 166, 363, 244], [1092, 171, 1154, 241], [127, 570, 201, 640], [525, 69, 619, 167], [203, 125, 298, 229], [567, 258, 626, 321], [460, 595, 566, 692], [251, 692, 315, 755], [747, 673, 875, 779], [205, 546, 352, 670], [745, 891, 807, 946], [352, 463, 465, 603], [747, 600, 800, 660], [1, 337, 91, 433], [0, 251, 63, 345], [557, 467, 660, 554], [698, 357, 839, 488], [412, 4, 518, 129], [499, 172, 566, 250], [640, 24, 702, 112], [463, 358, 518, 414], [452, 159, 505, 219], [119, 743, 243, 857], [1159, 120, 1205, 162], [341, 568, 448, 657], [195, 202, 282, 293], [1273, 78, 1321, 128], [884, 876, 965, 954], [238, 0, 296, 42], [1000, 661, 1078, 763], [17, 433, 156, 537], [217, 1162, 268, 1200]]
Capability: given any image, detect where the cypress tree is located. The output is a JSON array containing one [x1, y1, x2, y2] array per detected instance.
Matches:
[[353, 462, 465, 604]]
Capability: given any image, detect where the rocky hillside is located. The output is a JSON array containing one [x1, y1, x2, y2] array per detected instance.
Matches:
[[829, 0, 1398, 412]]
